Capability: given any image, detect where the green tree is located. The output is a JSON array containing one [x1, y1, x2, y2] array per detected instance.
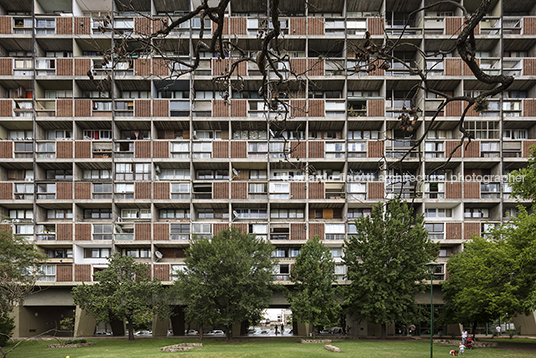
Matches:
[[509, 145, 536, 201], [72, 253, 171, 341], [175, 227, 274, 340], [286, 236, 340, 339], [344, 200, 437, 339], [0, 229, 44, 347]]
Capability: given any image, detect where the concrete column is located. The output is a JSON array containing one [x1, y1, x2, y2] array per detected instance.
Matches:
[[170, 306, 185, 335], [10, 306, 32, 338], [296, 322, 313, 337], [232, 322, 241, 337], [152, 314, 169, 337], [74, 306, 96, 337], [447, 323, 462, 336], [513, 312, 536, 335]]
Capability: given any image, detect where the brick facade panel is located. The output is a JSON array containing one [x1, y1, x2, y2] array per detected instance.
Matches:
[[308, 17, 324, 35], [74, 99, 91, 117], [213, 223, 229, 235], [154, 223, 169, 241], [291, 223, 306, 240], [231, 182, 247, 199], [134, 58, 151, 76], [308, 223, 324, 240], [368, 182, 384, 200], [153, 264, 170, 281], [135, 99, 151, 117], [445, 17, 462, 35], [57, 141, 73, 159], [74, 17, 90, 34], [290, 141, 306, 159], [134, 17, 151, 34], [56, 182, 73, 200], [290, 59, 307, 74], [74, 182, 91, 200], [0, 100, 12, 116], [0, 142, 12, 158], [75, 223, 91, 241], [308, 99, 324, 117], [463, 58, 479, 77], [153, 141, 169, 158], [523, 140, 536, 157], [290, 99, 307, 117], [213, 141, 228, 158], [135, 141, 151, 158], [56, 58, 73, 76], [0, 183, 12, 200], [446, 223, 462, 240], [307, 59, 324, 76], [524, 58, 536, 76], [445, 58, 462, 76], [367, 141, 384, 158], [153, 100, 169, 117], [445, 140, 462, 158], [213, 100, 229, 117], [308, 182, 324, 199], [56, 223, 73, 241], [446, 182, 462, 199], [74, 59, 91, 76], [445, 101, 462, 117], [367, 17, 383, 35], [74, 264, 91, 282], [290, 17, 306, 35], [230, 99, 247, 117], [464, 222, 481, 239], [213, 182, 229, 199], [523, 99, 536, 117], [0, 59, 12, 76], [230, 17, 246, 34], [464, 140, 480, 158], [75, 141, 91, 158], [0, 17, 11, 34], [135, 182, 152, 199], [464, 182, 480, 199], [231, 141, 247, 158], [135, 223, 151, 241], [57, 265, 73, 282], [153, 182, 170, 199], [57, 99, 73, 117], [367, 99, 384, 117], [290, 182, 306, 199], [308, 141, 324, 158], [524, 17, 536, 35], [56, 17, 73, 34], [152, 58, 169, 76]]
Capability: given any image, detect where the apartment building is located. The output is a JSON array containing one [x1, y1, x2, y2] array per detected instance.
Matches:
[[1, 0, 535, 337]]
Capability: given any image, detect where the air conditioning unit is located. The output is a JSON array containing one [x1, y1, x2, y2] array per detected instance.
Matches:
[[192, 131, 197, 139]]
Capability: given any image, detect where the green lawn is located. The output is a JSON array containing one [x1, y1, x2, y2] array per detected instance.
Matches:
[[2, 337, 535, 358]]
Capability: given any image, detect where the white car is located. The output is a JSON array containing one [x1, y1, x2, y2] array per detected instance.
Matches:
[[205, 329, 225, 336], [185, 329, 199, 335], [134, 330, 152, 336]]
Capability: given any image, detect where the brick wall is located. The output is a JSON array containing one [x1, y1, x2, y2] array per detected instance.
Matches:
[[212, 58, 228, 76], [153, 141, 169, 158], [75, 141, 91, 158], [445, 101, 462, 117], [213, 100, 229, 117], [463, 58, 479, 77], [213, 141, 229, 158], [56, 141, 73, 159], [307, 59, 324, 76], [153, 182, 170, 199], [135, 223, 151, 241], [135, 141, 151, 158], [290, 17, 306, 35], [231, 141, 247, 158], [464, 182, 480, 199], [135, 182, 151, 199], [153, 264, 170, 281], [213, 182, 229, 199], [524, 58, 536, 76], [524, 17, 536, 35], [231, 182, 247, 199], [0, 141, 12, 158], [445, 17, 462, 35], [290, 99, 307, 117], [290, 182, 306, 199], [290, 141, 306, 159], [230, 99, 247, 117], [0, 17, 11, 34], [154, 223, 169, 241], [56, 17, 73, 34], [56, 182, 73, 200], [230, 17, 246, 34], [445, 140, 462, 158], [74, 99, 91, 117], [0, 100, 12, 116], [446, 223, 462, 240], [74, 17, 90, 34], [57, 265, 73, 282], [153, 100, 169, 117], [56, 223, 73, 241], [134, 17, 151, 34], [74, 59, 91, 76], [464, 140, 480, 157], [74, 182, 91, 200], [56, 58, 73, 76], [522, 140, 536, 157], [134, 58, 151, 76], [445, 58, 462, 76], [74, 264, 91, 282], [367, 99, 384, 117], [0, 59, 12, 75], [308, 182, 324, 199], [367, 141, 384, 158], [446, 182, 462, 199], [308, 223, 324, 240], [367, 17, 383, 35], [57, 99, 73, 117], [75, 223, 91, 241], [308, 17, 324, 35], [368, 182, 384, 200], [464, 222, 481, 239], [135, 99, 151, 117], [308, 141, 324, 158], [291, 223, 306, 240], [524, 99, 536, 117], [0, 183, 12, 200]]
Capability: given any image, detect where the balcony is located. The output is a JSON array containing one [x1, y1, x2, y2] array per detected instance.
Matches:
[[115, 233, 134, 241], [35, 100, 56, 117], [13, 100, 34, 117]]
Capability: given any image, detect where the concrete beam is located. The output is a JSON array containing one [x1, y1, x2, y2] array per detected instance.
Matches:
[[74, 306, 96, 337], [152, 314, 169, 337], [513, 312, 536, 335]]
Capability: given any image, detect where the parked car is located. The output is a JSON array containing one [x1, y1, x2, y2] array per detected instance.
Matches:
[[205, 329, 225, 336], [320, 329, 332, 334], [185, 329, 199, 335], [94, 331, 112, 336], [134, 330, 152, 336]]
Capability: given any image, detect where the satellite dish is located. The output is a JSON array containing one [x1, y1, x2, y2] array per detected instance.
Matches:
[[233, 210, 239, 219], [232, 168, 239, 176], [269, 129, 276, 138], [155, 251, 163, 259]]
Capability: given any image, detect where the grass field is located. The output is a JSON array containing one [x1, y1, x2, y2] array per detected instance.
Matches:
[[2, 337, 535, 358]]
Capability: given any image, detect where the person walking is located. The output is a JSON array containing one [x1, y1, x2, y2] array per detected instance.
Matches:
[[461, 330, 468, 345], [496, 325, 501, 337]]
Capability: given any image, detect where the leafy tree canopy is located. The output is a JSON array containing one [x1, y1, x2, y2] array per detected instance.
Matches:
[[344, 199, 437, 338], [175, 228, 274, 340], [509, 145, 536, 201], [72, 253, 171, 341], [286, 235, 340, 338]]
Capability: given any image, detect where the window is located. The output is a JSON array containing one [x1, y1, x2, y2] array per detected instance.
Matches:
[[425, 208, 452, 218], [248, 142, 268, 158], [464, 208, 489, 218], [330, 248, 342, 258], [273, 264, 290, 281], [192, 223, 211, 235], [171, 264, 187, 280], [347, 208, 371, 218], [46, 169, 73, 180], [481, 142, 500, 157], [115, 184, 134, 199], [171, 142, 190, 158], [47, 209, 73, 219], [234, 209, 268, 219], [83, 130, 112, 140], [334, 265, 345, 280], [249, 183, 267, 199], [192, 142, 212, 158], [273, 249, 287, 258], [270, 208, 305, 219], [425, 223, 444, 240], [347, 130, 380, 140], [115, 163, 133, 180], [36, 143, 56, 158], [170, 224, 190, 240], [269, 183, 290, 199], [122, 248, 151, 258], [347, 183, 366, 200], [93, 224, 113, 240], [481, 183, 500, 199], [325, 224, 345, 240], [14, 142, 33, 158], [83, 169, 111, 179], [289, 248, 301, 257], [15, 224, 34, 235], [8, 130, 33, 139], [15, 183, 34, 200], [425, 182, 445, 199], [46, 248, 72, 259], [37, 265, 56, 282], [37, 184, 55, 199], [325, 143, 345, 158], [139, 209, 151, 219], [121, 209, 138, 219], [250, 224, 268, 240], [84, 248, 110, 258], [84, 208, 112, 219], [46, 130, 72, 139], [93, 183, 112, 199], [503, 129, 527, 140], [171, 183, 190, 199], [249, 170, 267, 179], [159, 209, 190, 219], [9, 209, 33, 220], [160, 169, 190, 180], [135, 163, 151, 180], [347, 142, 366, 158], [425, 142, 444, 158]]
